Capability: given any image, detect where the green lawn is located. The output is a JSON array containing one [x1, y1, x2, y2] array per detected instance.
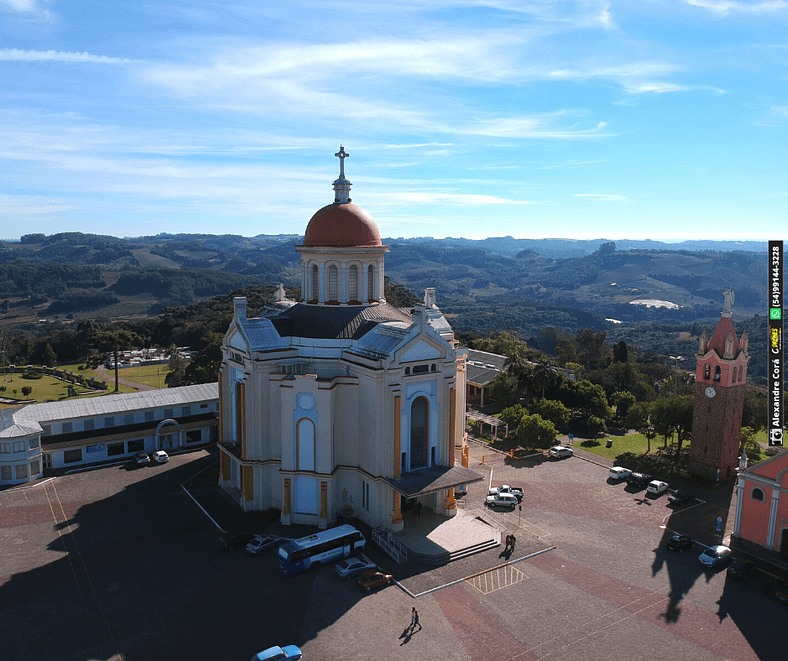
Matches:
[[0, 375, 115, 407], [60, 362, 171, 389], [577, 429, 772, 469], [573, 432, 653, 460]]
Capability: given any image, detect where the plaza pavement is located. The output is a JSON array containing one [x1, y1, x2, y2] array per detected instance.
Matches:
[[2, 445, 787, 661]]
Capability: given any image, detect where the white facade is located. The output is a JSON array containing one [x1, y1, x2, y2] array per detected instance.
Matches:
[[218, 148, 477, 532]]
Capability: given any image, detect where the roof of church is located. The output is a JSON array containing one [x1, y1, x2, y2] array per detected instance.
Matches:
[[270, 302, 412, 340], [706, 315, 741, 357], [302, 202, 382, 247]]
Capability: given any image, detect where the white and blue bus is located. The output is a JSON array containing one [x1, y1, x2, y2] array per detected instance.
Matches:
[[277, 525, 366, 575]]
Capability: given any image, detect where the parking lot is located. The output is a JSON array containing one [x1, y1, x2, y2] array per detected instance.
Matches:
[[1, 445, 787, 661]]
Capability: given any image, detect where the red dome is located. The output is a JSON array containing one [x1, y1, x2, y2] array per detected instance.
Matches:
[[303, 203, 382, 247]]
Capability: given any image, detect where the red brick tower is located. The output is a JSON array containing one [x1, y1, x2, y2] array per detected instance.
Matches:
[[689, 291, 750, 480]]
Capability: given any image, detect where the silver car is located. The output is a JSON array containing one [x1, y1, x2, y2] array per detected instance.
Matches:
[[334, 553, 377, 579]]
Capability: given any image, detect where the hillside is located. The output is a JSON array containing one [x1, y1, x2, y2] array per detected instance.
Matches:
[[0, 232, 778, 386]]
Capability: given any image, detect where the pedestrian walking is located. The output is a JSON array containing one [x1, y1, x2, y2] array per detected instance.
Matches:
[[413, 608, 421, 631], [410, 607, 417, 630], [510, 534, 516, 552], [416, 501, 422, 516], [505, 534, 511, 550]]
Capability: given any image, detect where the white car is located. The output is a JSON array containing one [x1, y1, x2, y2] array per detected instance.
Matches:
[[646, 480, 668, 496], [485, 493, 519, 510], [488, 484, 524, 501], [608, 466, 632, 480], [151, 450, 169, 464], [334, 553, 377, 579], [549, 445, 573, 459]]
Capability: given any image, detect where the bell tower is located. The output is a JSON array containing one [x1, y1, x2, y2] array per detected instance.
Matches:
[[689, 289, 750, 480]]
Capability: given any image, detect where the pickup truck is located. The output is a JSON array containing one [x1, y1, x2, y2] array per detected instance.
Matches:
[[488, 484, 524, 501]]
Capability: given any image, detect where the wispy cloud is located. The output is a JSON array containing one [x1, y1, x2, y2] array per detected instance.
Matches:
[[573, 193, 626, 201], [683, 0, 788, 16], [1, 0, 44, 14], [459, 117, 608, 139], [0, 49, 140, 64], [373, 191, 531, 206]]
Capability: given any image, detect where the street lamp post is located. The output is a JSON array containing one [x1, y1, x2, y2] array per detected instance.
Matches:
[[670, 355, 684, 395]]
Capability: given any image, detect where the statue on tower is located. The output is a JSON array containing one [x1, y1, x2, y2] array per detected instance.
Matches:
[[721, 288, 735, 316]]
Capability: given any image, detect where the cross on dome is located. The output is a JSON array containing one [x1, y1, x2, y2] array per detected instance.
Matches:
[[332, 144, 352, 204], [335, 145, 349, 177]]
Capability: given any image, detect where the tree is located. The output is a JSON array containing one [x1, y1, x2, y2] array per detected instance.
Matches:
[[574, 379, 612, 421], [627, 401, 657, 454], [555, 339, 579, 367], [531, 356, 557, 400], [611, 391, 636, 422], [739, 426, 759, 457], [488, 372, 519, 408], [93, 328, 143, 392], [21, 385, 32, 397], [587, 415, 607, 437], [612, 340, 629, 363], [472, 331, 528, 362], [515, 413, 558, 449], [575, 329, 610, 371], [165, 347, 187, 388], [741, 390, 767, 431], [183, 334, 223, 385], [499, 404, 527, 430], [651, 395, 694, 463], [532, 399, 570, 430]]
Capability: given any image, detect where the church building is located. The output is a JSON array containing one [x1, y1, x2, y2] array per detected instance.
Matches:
[[217, 147, 480, 532], [689, 290, 750, 480]]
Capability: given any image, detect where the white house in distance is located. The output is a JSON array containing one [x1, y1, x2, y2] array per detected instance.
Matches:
[[0, 383, 218, 486], [218, 146, 481, 532]]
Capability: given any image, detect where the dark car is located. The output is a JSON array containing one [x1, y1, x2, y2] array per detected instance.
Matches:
[[727, 558, 756, 579], [668, 489, 694, 506], [218, 532, 255, 551], [698, 545, 734, 570], [667, 534, 693, 552], [626, 472, 652, 489]]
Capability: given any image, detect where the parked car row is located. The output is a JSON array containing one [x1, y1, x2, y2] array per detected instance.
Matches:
[[132, 450, 169, 467], [608, 465, 695, 504]]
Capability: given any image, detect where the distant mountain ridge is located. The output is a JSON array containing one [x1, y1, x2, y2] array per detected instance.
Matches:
[[0, 232, 775, 331]]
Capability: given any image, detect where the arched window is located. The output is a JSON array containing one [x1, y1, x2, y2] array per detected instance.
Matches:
[[348, 265, 358, 301], [311, 265, 319, 301], [328, 265, 338, 301], [752, 487, 765, 502], [367, 265, 374, 300], [410, 397, 429, 470], [703, 364, 711, 380], [296, 418, 316, 471], [714, 365, 721, 382]]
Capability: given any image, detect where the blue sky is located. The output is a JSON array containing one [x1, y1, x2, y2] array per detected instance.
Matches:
[[1, 1, 786, 242]]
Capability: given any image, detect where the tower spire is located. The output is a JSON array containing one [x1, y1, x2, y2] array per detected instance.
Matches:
[[333, 145, 352, 204]]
